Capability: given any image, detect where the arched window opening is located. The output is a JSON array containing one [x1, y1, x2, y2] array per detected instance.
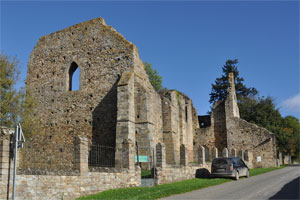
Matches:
[[68, 62, 80, 91]]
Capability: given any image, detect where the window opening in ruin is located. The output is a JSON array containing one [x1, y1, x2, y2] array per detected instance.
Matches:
[[68, 62, 80, 91], [185, 106, 188, 122]]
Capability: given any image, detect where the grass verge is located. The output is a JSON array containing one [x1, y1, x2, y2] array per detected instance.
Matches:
[[249, 165, 287, 176], [78, 165, 287, 200]]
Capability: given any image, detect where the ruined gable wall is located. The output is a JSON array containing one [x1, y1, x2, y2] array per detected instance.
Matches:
[[226, 118, 277, 167], [211, 101, 227, 151], [224, 73, 276, 167], [24, 18, 137, 169]]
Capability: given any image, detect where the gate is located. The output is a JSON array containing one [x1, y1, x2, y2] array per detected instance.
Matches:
[[136, 144, 156, 187]]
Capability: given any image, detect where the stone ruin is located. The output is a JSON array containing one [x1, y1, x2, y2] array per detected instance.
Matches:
[[21, 17, 277, 170], [0, 17, 280, 199]]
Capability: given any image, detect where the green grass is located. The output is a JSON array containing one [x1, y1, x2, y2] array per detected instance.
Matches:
[[78, 165, 287, 200], [249, 165, 287, 176], [141, 170, 151, 178]]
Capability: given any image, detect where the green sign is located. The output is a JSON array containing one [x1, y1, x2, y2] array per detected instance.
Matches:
[[135, 155, 148, 162]]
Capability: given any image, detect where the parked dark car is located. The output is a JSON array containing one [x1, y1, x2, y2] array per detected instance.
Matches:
[[211, 157, 249, 180]]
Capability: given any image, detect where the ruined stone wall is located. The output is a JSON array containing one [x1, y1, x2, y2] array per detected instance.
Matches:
[[155, 164, 211, 185], [211, 101, 227, 152], [1, 127, 141, 200], [114, 52, 163, 169], [133, 59, 163, 168], [25, 18, 139, 169], [0, 167, 141, 200], [195, 73, 276, 168], [160, 90, 197, 164], [194, 100, 227, 153], [161, 92, 179, 164], [224, 73, 276, 167], [226, 118, 277, 168]]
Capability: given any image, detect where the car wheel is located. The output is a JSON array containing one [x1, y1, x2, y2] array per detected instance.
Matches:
[[246, 170, 250, 178], [235, 171, 239, 181]]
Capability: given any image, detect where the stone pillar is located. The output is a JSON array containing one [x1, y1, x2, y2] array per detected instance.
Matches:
[[74, 135, 89, 175], [180, 144, 187, 166], [231, 149, 237, 157], [222, 148, 229, 158], [238, 150, 244, 160], [225, 72, 240, 118], [0, 138, 11, 178], [198, 146, 205, 165], [245, 151, 253, 169], [279, 152, 283, 165], [122, 139, 135, 169], [156, 143, 166, 168], [283, 154, 291, 164], [212, 147, 218, 159], [115, 72, 136, 168]]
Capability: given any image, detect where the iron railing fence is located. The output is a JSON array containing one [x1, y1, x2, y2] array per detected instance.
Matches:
[[88, 144, 115, 167]]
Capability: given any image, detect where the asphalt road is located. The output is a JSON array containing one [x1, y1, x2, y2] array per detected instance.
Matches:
[[162, 165, 300, 200]]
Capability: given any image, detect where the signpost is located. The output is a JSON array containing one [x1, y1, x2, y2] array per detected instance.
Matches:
[[12, 123, 25, 200]]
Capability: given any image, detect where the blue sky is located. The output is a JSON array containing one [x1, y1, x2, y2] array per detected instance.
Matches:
[[1, 1, 299, 118]]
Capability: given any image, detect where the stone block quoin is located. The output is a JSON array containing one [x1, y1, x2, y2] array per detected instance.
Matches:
[[74, 135, 88, 175]]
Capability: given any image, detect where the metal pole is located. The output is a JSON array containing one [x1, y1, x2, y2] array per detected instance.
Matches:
[[153, 148, 155, 178], [136, 142, 139, 165], [12, 125, 19, 200]]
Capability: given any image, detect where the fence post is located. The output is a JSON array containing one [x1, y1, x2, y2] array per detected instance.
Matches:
[[74, 135, 89, 175]]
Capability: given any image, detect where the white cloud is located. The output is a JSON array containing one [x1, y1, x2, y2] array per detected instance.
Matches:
[[282, 93, 300, 114]]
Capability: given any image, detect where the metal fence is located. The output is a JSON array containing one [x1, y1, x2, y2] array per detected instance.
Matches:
[[88, 144, 115, 167]]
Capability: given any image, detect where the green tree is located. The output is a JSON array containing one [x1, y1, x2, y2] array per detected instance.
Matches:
[[144, 62, 163, 92], [209, 59, 258, 104], [239, 95, 300, 158], [0, 53, 22, 127], [19, 88, 40, 136], [0, 52, 38, 136], [239, 96, 282, 130], [281, 116, 300, 159]]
